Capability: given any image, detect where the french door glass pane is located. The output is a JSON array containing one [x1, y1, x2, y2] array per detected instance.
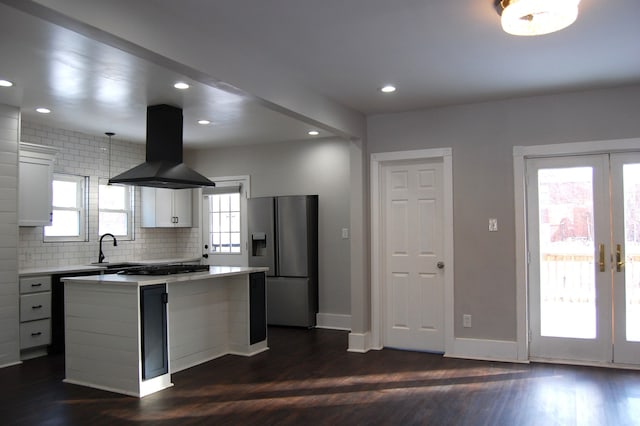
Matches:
[[623, 164, 640, 342], [538, 167, 596, 339]]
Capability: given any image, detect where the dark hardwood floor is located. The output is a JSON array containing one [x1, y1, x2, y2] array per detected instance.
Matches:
[[2, 327, 639, 425]]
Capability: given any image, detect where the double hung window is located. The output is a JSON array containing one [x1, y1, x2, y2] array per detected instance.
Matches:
[[44, 174, 88, 242], [98, 183, 134, 239]]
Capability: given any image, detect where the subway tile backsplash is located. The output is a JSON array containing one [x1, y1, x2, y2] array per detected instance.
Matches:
[[19, 121, 201, 269]]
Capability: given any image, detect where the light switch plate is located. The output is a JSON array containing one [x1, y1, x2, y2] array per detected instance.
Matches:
[[463, 314, 472, 328], [489, 218, 498, 232], [342, 228, 349, 239]]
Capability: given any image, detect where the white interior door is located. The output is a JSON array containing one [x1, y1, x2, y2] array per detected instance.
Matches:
[[527, 153, 640, 366], [382, 159, 445, 352]]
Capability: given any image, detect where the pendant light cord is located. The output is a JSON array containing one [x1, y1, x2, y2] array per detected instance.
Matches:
[[105, 132, 115, 184]]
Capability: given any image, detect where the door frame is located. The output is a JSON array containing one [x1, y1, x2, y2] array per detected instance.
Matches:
[[371, 148, 454, 353], [513, 137, 640, 364]]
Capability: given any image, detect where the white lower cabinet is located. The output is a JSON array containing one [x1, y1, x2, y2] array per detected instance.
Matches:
[[20, 319, 51, 350], [20, 293, 52, 321], [19, 275, 52, 359]]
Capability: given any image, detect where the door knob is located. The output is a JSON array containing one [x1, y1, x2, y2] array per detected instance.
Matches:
[[202, 253, 209, 259], [616, 244, 624, 272], [437, 261, 445, 269]]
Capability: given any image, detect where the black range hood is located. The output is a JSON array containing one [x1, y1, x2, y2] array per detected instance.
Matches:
[[109, 104, 215, 189]]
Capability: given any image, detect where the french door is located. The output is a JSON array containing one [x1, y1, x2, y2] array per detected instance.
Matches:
[[527, 153, 640, 365]]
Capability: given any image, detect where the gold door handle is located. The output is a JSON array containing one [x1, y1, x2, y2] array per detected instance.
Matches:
[[616, 244, 624, 272], [599, 243, 605, 272]]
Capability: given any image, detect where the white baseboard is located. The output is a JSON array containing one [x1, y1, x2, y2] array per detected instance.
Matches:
[[316, 313, 351, 331], [0, 360, 22, 369], [348, 331, 372, 353], [347, 333, 525, 362], [445, 337, 525, 363]]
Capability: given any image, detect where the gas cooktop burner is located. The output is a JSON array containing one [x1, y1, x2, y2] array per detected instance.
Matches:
[[116, 264, 210, 275]]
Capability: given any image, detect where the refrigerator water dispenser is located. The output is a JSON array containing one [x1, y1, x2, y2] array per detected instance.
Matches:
[[252, 233, 267, 256]]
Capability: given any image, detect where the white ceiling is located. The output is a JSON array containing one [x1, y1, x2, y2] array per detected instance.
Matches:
[[1, 0, 639, 147], [0, 2, 325, 147]]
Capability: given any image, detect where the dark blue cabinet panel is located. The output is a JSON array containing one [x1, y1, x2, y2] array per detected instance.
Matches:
[[141, 284, 168, 380]]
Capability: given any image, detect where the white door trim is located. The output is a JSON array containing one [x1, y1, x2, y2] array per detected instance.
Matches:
[[513, 138, 640, 363], [371, 148, 454, 353]]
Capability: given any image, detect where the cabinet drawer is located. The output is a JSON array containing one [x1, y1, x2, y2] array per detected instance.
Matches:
[[20, 276, 52, 294], [20, 319, 51, 349], [20, 292, 51, 321]]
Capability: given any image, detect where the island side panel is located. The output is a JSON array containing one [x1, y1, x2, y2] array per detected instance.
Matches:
[[227, 275, 250, 354], [64, 282, 142, 396], [228, 272, 268, 355], [168, 278, 230, 373]]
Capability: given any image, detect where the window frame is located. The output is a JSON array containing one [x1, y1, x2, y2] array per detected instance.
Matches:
[[98, 182, 135, 240], [44, 173, 88, 242]]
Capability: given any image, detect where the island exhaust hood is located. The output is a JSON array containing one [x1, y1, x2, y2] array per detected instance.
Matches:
[[109, 104, 215, 189]]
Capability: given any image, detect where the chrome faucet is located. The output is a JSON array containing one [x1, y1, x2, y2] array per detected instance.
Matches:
[[98, 233, 118, 263]]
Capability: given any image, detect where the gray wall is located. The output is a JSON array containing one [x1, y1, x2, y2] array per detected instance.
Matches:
[[185, 137, 351, 317], [367, 84, 640, 341]]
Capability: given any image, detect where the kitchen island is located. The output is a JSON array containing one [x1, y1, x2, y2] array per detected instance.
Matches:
[[62, 266, 268, 397]]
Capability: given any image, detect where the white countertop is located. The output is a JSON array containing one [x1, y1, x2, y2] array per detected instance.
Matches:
[[18, 257, 201, 277], [62, 266, 269, 286]]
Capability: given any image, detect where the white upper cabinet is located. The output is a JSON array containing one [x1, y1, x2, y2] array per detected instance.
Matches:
[[141, 187, 193, 228], [19, 143, 58, 227]]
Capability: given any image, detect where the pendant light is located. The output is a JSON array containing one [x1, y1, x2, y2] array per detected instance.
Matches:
[[495, 0, 581, 36]]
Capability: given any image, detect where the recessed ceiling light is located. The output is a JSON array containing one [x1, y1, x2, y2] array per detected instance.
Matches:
[[0, 79, 13, 87], [36, 107, 51, 114], [174, 82, 190, 90], [197, 119, 211, 125], [308, 130, 320, 136], [380, 85, 396, 93]]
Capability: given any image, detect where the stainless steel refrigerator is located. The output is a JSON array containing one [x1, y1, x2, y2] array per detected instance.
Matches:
[[248, 195, 318, 327]]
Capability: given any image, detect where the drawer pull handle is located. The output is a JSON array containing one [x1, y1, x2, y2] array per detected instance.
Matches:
[[31, 332, 42, 337], [31, 283, 42, 287], [32, 305, 43, 309]]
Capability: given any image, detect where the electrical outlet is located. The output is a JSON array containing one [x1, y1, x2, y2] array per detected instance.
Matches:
[[463, 314, 472, 328], [489, 218, 498, 232]]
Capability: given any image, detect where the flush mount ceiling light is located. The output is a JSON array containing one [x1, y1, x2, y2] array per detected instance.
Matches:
[[495, 0, 580, 36], [380, 85, 396, 93], [174, 82, 190, 90], [0, 79, 13, 87], [36, 107, 51, 114], [308, 130, 320, 136], [197, 119, 211, 125]]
